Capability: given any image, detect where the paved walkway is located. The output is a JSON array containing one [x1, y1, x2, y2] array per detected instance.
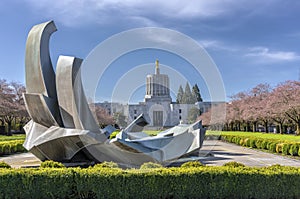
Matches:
[[2, 140, 300, 168], [0, 152, 41, 168], [199, 140, 300, 167]]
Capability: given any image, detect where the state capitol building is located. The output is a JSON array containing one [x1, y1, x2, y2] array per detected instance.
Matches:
[[98, 60, 220, 128]]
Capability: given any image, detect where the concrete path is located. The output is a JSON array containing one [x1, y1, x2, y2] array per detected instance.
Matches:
[[199, 140, 300, 167], [0, 152, 41, 168], [2, 140, 300, 168]]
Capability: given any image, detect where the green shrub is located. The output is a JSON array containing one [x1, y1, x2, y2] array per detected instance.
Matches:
[[94, 161, 119, 169], [0, 161, 11, 168], [282, 143, 291, 155], [235, 137, 241, 145], [266, 164, 285, 171], [231, 136, 236, 144], [249, 139, 256, 148], [266, 141, 272, 149], [181, 161, 204, 168], [40, 160, 65, 168], [255, 139, 262, 149], [218, 133, 300, 158], [239, 138, 245, 146], [1, 166, 300, 198], [11, 143, 18, 153], [268, 143, 277, 153], [224, 135, 234, 143], [0, 140, 26, 156], [276, 143, 284, 153], [289, 144, 299, 156], [2, 144, 11, 155], [261, 140, 268, 150], [223, 161, 245, 167], [16, 143, 25, 152], [140, 162, 163, 169], [243, 138, 250, 147]]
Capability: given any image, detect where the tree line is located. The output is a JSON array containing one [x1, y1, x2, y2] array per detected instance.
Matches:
[[0, 78, 124, 134], [199, 81, 300, 135], [176, 83, 202, 104], [0, 79, 29, 134], [93, 105, 126, 129]]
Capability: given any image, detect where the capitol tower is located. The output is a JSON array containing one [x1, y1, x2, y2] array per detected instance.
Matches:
[[145, 60, 172, 103]]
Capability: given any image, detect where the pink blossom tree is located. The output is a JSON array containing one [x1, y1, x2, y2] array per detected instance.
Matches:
[[0, 79, 17, 134], [267, 88, 287, 134], [271, 81, 300, 135], [249, 83, 273, 133], [10, 82, 29, 131], [229, 92, 250, 131], [198, 103, 226, 130], [0, 80, 28, 134], [94, 105, 115, 128]]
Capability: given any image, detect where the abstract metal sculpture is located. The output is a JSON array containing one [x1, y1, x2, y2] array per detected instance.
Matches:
[[23, 21, 206, 167]]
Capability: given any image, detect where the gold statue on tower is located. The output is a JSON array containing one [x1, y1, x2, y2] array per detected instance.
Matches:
[[155, 59, 160, 74]]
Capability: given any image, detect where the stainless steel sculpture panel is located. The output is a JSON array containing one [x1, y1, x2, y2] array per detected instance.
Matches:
[[23, 20, 206, 167]]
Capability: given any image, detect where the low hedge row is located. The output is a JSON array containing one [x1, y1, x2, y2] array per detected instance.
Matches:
[[0, 135, 25, 142], [0, 140, 26, 156], [0, 165, 300, 198], [221, 134, 300, 157]]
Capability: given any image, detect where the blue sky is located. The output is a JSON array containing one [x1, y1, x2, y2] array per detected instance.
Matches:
[[0, 1, 300, 103]]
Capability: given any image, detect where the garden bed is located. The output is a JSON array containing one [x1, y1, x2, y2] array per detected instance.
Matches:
[[206, 131, 300, 157]]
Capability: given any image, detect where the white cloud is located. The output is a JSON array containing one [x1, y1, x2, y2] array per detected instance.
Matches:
[[245, 47, 300, 62], [198, 40, 237, 51], [24, 0, 266, 27], [128, 16, 160, 27]]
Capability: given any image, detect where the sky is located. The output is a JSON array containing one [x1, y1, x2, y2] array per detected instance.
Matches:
[[0, 0, 300, 103]]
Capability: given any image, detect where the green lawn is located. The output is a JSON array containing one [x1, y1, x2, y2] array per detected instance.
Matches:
[[0, 134, 25, 142], [206, 131, 300, 143], [144, 130, 161, 136]]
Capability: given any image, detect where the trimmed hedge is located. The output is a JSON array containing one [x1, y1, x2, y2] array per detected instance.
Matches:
[[223, 161, 245, 167], [40, 160, 65, 168], [220, 134, 300, 157], [94, 161, 119, 169], [1, 166, 300, 198], [282, 143, 291, 155], [0, 135, 25, 142], [289, 144, 300, 156], [0, 140, 26, 156], [0, 161, 11, 168], [140, 162, 163, 169], [181, 161, 204, 168]]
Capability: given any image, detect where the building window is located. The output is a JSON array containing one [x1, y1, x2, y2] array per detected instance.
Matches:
[[134, 110, 137, 114], [179, 116, 181, 120], [179, 109, 182, 114]]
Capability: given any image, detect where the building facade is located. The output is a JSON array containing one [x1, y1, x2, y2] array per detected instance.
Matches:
[[98, 60, 221, 128]]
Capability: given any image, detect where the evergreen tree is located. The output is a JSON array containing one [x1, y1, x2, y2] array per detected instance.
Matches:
[[176, 85, 184, 103], [192, 84, 203, 102], [183, 82, 193, 104]]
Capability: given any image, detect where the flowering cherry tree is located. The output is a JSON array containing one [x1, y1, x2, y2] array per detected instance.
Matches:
[[200, 81, 300, 134], [271, 81, 300, 135], [0, 79, 28, 134]]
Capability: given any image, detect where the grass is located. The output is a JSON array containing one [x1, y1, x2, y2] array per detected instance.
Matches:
[[0, 134, 25, 142], [206, 131, 300, 143], [144, 130, 161, 136]]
